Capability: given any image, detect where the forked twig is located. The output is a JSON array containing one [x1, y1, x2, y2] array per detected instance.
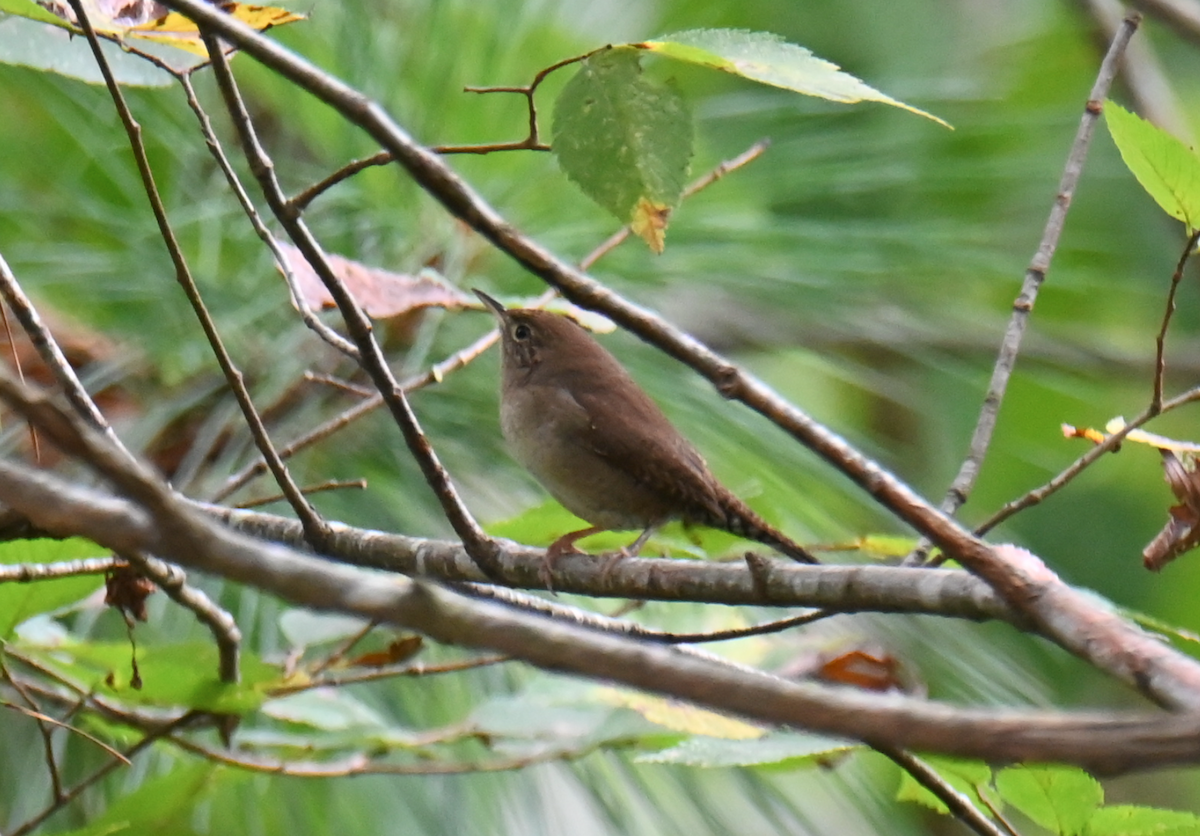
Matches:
[[907, 11, 1141, 564]]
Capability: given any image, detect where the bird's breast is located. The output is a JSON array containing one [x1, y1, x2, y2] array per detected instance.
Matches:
[[499, 382, 672, 531]]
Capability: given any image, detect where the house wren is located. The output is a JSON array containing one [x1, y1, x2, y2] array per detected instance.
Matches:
[[475, 290, 817, 578]]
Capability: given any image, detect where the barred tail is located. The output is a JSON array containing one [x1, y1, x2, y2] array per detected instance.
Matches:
[[689, 488, 818, 564]]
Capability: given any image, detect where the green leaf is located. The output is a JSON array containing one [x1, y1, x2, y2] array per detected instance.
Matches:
[[1105, 101, 1200, 231], [0, 13, 175, 86], [262, 689, 388, 731], [1119, 605, 1200, 647], [895, 756, 991, 814], [637, 731, 856, 768], [1086, 805, 1200, 836], [51, 762, 229, 836], [995, 764, 1103, 836], [0, 0, 70, 27], [642, 29, 949, 127], [278, 608, 370, 650], [485, 498, 738, 559], [0, 538, 107, 637], [19, 641, 281, 713], [552, 47, 693, 240]]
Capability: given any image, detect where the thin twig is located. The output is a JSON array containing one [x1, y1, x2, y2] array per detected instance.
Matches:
[[236, 478, 367, 509], [431, 139, 550, 154], [639, 609, 838, 644], [0, 291, 41, 460], [921, 11, 1141, 546], [876, 747, 1011, 836], [199, 32, 501, 579], [290, 50, 601, 206], [289, 654, 510, 693], [213, 140, 770, 501], [66, 0, 331, 547], [303, 371, 375, 398], [291, 150, 392, 211], [976, 385, 1200, 536], [0, 252, 128, 462], [8, 443, 1200, 770], [119, 552, 242, 683], [1, 659, 65, 800], [575, 139, 771, 271], [1152, 229, 1200, 409], [7, 711, 198, 836], [439, 49, 597, 153], [0, 556, 119, 583], [170, 733, 590, 776], [178, 70, 359, 357], [306, 620, 378, 677], [0, 701, 132, 766]]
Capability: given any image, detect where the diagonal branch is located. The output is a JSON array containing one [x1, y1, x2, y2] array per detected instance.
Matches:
[[0, 251, 133, 462], [198, 30, 502, 579], [930, 11, 1141, 530], [65, 0, 330, 547], [150, 0, 1200, 710], [4, 446, 1200, 773]]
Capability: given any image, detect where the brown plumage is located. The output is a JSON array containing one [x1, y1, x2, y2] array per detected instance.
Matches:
[[476, 290, 817, 574]]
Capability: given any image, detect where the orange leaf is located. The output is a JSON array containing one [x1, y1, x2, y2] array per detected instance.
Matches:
[[1061, 423, 1107, 444], [345, 636, 424, 669], [630, 197, 671, 254], [815, 650, 904, 693], [1144, 450, 1200, 571]]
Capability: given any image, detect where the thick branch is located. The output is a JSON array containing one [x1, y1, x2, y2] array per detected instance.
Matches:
[[3, 460, 1200, 773], [208, 505, 1024, 626], [150, 0, 1200, 710]]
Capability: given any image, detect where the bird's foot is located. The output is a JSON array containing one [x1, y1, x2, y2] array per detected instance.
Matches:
[[541, 527, 603, 593], [599, 549, 629, 582]]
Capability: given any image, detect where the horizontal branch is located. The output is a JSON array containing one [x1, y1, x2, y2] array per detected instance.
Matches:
[[151, 0, 1200, 711], [0, 454, 1198, 773], [208, 505, 1024, 626]]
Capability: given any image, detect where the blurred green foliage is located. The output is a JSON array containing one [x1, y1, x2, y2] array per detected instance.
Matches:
[[3, 0, 1200, 833]]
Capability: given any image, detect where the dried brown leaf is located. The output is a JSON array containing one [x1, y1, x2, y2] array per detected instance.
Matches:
[[277, 243, 471, 319], [1144, 450, 1200, 571]]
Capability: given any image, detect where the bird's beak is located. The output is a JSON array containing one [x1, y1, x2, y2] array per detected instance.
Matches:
[[473, 288, 508, 323]]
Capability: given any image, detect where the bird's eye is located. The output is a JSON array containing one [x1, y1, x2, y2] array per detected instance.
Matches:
[[513, 323, 532, 341]]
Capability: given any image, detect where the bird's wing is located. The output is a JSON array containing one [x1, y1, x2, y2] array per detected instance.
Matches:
[[569, 384, 727, 521]]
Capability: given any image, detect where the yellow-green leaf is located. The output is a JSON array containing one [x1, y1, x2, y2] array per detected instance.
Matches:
[[1105, 101, 1200, 231], [642, 29, 950, 127]]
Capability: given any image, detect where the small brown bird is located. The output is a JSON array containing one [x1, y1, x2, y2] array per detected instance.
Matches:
[[476, 290, 817, 580]]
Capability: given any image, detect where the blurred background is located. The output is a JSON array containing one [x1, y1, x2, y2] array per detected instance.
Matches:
[[2, 0, 1200, 832]]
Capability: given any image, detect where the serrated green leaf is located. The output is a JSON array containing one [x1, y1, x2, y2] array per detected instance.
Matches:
[[0, 538, 107, 637], [638, 731, 856, 768], [18, 641, 281, 713], [643, 29, 949, 127], [552, 47, 693, 232], [1105, 101, 1200, 231], [996, 764, 1103, 836], [895, 756, 991, 814], [1086, 805, 1200, 836]]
